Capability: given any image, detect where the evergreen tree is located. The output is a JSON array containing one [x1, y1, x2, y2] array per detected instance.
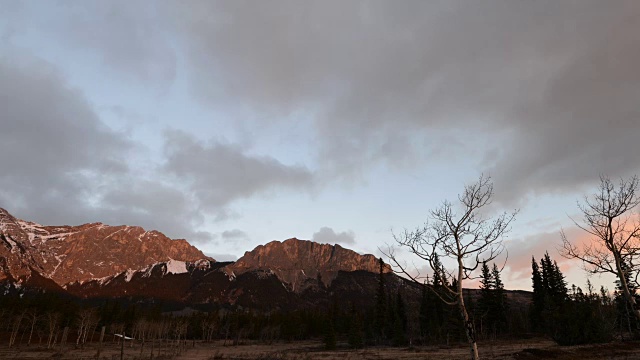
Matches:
[[419, 281, 429, 340], [477, 262, 494, 336], [531, 253, 568, 335], [479, 262, 494, 305], [550, 260, 568, 303], [392, 290, 408, 346], [477, 262, 508, 337], [374, 257, 387, 343], [530, 256, 545, 331], [491, 263, 508, 333], [348, 313, 364, 349], [420, 256, 450, 344]]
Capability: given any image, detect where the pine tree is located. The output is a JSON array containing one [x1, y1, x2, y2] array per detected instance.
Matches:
[[348, 313, 364, 349], [530, 256, 545, 331], [479, 262, 494, 304], [531, 253, 568, 335], [392, 290, 408, 346], [374, 258, 387, 343], [550, 261, 568, 304], [419, 282, 429, 340], [420, 255, 449, 344], [491, 263, 508, 333], [477, 262, 494, 337]]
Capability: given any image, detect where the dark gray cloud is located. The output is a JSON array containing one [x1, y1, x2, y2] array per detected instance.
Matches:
[[0, 1, 176, 88], [6, 1, 639, 202], [312, 227, 356, 245], [169, 0, 640, 199], [60, 1, 176, 88], [162, 130, 315, 210], [0, 54, 129, 223]]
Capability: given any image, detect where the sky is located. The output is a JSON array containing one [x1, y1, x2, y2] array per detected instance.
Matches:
[[1, 0, 640, 291]]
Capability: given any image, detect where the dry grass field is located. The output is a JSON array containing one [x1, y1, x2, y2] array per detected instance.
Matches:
[[2, 338, 640, 360]]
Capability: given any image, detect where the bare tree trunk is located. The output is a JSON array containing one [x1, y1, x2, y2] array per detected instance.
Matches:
[[60, 326, 68, 351], [613, 251, 640, 323], [50, 329, 59, 349], [96, 326, 105, 360], [9, 312, 25, 348], [120, 330, 125, 360], [27, 311, 37, 346], [458, 261, 479, 360], [458, 298, 479, 360]]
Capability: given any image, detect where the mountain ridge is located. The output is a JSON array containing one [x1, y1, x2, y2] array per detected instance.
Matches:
[[0, 207, 212, 286], [0, 208, 390, 296], [0, 207, 532, 312]]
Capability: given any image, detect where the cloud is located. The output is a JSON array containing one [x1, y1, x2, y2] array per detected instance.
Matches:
[[312, 227, 356, 245], [206, 253, 238, 262], [98, 179, 216, 243], [168, 0, 640, 198], [162, 130, 315, 210], [6, 1, 639, 203], [0, 53, 215, 242], [221, 229, 249, 241], [502, 226, 589, 285], [0, 54, 129, 223], [0, 52, 314, 244], [0, 1, 176, 88]]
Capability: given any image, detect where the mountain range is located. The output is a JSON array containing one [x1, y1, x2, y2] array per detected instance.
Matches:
[[0, 207, 531, 310], [0, 207, 407, 310]]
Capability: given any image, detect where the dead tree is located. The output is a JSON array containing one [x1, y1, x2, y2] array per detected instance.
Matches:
[[561, 175, 640, 323], [388, 175, 516, 360]]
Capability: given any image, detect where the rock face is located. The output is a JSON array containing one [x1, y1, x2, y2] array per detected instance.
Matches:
[[65, 239, 397, 309], [226, 238, 391, 291], [0, 207, 212, 286]]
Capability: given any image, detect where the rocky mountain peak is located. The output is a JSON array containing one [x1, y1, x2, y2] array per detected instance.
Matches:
[[226, 237, 391, 291], [0, 207, 213, 286]]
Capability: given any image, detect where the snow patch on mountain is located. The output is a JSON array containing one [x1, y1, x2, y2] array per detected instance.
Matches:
[[125, 269, 136, 282], [166, 259, 187, 274]]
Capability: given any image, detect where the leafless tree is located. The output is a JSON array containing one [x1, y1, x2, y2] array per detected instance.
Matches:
[[9, 310, 26, 348], [25, 309, 39, 346], [76, 308, 98, 348], [387, 175, 517, 360], [46, 313, 61, 349], [560, 175, 640, 322]]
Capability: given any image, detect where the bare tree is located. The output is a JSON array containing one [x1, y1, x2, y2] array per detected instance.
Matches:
[[26, 309, 39, 346], [9, 310, 26, 348], [46, 313, 61, 349], [76, 308, 98, 348], [388, 175, 516, 360], [560, 175, 640, 322]]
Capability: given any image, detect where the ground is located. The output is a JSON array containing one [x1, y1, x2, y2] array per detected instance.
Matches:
[[1, 338, 640, 360]]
